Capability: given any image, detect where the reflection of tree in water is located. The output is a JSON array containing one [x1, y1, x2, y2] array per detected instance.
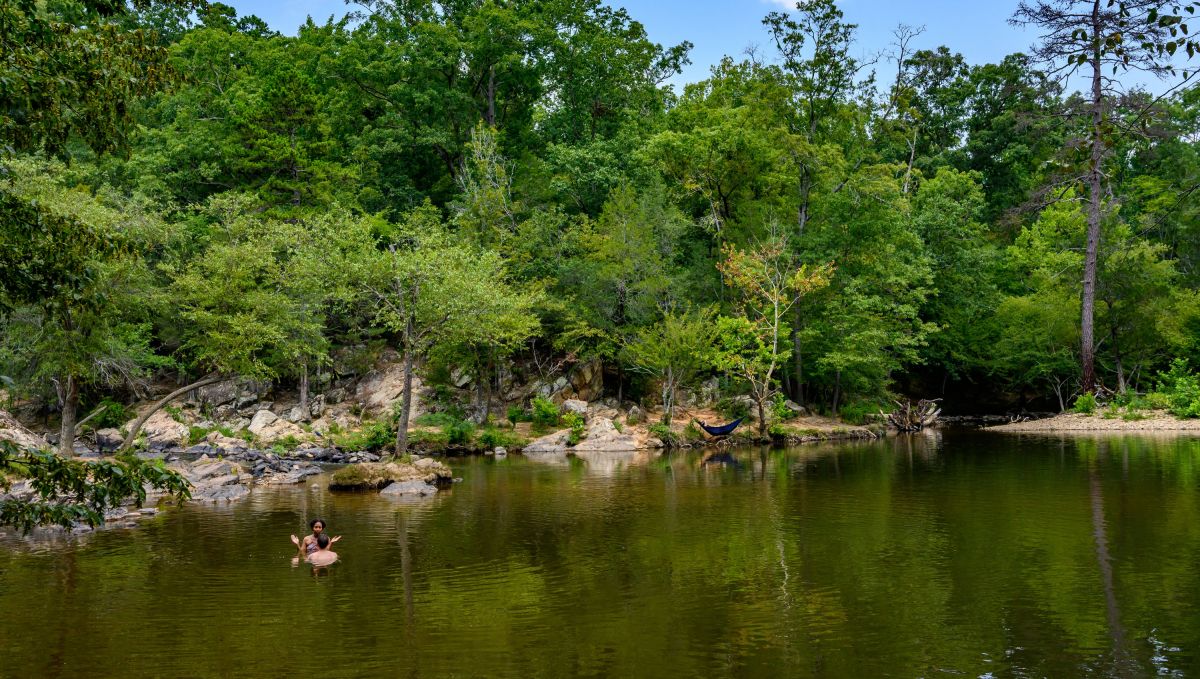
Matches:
[[1089, 441, 1132, 678]]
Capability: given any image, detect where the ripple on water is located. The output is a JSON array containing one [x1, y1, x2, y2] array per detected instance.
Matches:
[[3, 435, 1200, 677]]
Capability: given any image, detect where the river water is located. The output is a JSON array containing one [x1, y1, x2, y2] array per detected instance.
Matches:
[[2, 431, 1199, 678]]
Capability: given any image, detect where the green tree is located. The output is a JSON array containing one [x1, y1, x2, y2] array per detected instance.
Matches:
[[0, 159, 167, 455], [0, 0, 191, 157], [622, 306, 716, 426], [353, 203, 536, 454], [1013, 0, 1200, 393], [119, 198, 339, 449], [717, 232, 832, 435]]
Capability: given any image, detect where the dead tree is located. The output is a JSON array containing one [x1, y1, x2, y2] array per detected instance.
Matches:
[[884, 399, 941, 432]]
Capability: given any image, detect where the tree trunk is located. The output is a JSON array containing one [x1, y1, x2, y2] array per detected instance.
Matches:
[[661, 374, 674, 426], [756, 396, 768, 438], [482, 350, 493, 423], [792, 306, 804, 405], [394, 321, 415, 457], [298, 362, 310, 422], [485, 65, 496, 127], [58, 375, 78, 457], [120, 375, 228, 451], [832, 370, 842, 419], [1081, 0, 1104, 395]]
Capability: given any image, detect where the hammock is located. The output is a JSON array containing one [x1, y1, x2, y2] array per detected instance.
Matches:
[[697, 418, 744, 437]]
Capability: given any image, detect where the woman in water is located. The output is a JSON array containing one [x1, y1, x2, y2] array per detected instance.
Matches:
[[290, 518, 341, 555]]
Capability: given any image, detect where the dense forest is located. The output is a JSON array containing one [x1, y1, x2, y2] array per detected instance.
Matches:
[[4, 0, 1200, 457]]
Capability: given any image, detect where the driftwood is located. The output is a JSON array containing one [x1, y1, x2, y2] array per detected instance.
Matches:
[[884, 399, 941, 432]]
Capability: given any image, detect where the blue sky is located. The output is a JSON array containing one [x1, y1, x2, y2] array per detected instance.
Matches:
[[225, 1, 1038, 89]]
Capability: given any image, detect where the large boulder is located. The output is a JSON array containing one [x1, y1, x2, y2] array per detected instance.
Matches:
[[523, 429, 570, 454], [0, 410, 47, 450], [130, 409, 189, 449], [94, 428, 123, 452], [247, 409, 305, 444], [261, 464, 322, 486], [181, 457, 252, 503], [572, 418, 639, 453], [205, 432, 250, 454], [354, 365, 425, 415], [568, 359, 604, 402], [562, 399, 589, 419], [329, 460, 451, 490], [193, 379, 240, 408]]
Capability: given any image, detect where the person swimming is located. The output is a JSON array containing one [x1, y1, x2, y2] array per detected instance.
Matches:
[[290, 518, 341, 555], [307, 533, 338, 567]]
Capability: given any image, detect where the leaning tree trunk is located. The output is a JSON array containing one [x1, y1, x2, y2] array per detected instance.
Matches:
[[1081, 0, 1104, 395], [120, 375, 227, 451], [58, 375, 79, 457]]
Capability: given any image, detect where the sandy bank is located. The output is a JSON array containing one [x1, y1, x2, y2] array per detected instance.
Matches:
[[986, 411, 1200, 433]]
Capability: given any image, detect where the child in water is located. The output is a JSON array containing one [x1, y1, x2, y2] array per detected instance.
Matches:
[[307, 533, 338, 567]]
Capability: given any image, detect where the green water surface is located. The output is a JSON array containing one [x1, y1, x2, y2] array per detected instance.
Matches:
[[2, 431, 1199, 678]]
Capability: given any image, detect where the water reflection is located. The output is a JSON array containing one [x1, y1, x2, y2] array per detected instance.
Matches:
[[2, 433, 1200, 678]]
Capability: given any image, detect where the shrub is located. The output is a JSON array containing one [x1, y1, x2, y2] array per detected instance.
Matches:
[[1144, 392, 1172, 410], [507, 406, 529, 425], [164, 404, 185, 423], [771, 393, 795, 422], [715, 397, 749, 421], [612, 419, 624, 433], [1122, 408, 1147, 421], [478, 427, 526, 450], [648, 423, 679, 447], [683, 421, 704, 441], [531, 396, 561, 428], [445, 419, 475, 446], [1071, 393, 1098, 415], [563, 411, 585, 446], [1155, 359, 1200, 418], [187, 426, 210, 446], [92, 399, 130, 430]]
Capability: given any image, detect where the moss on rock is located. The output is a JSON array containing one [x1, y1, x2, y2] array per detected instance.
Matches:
[[329, 460, 452, 490]]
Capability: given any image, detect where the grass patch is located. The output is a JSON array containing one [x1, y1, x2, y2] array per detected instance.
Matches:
[[187, 426, 210, 446], [333, 420, 394, 451], [477, 427, 527, 450]]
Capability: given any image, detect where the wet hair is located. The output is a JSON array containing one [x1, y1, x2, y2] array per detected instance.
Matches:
[[316, 533, 331, 549], [309, 518, 326, 530]]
